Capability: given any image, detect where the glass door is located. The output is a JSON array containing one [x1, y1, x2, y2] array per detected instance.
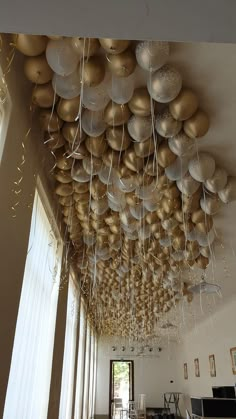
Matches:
[[109, 360, 134, 418]]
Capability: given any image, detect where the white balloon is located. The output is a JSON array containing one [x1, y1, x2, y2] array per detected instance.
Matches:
[[196, 229, 215, 247], [108, 197, 126, 211], [204, 167, 227, 193], [143, 197, 159, 211], [98, 166, 115, 185], [177, 172, 201, 196], [52, 70, 81, 99], [165, 157, 189, 181], [91, 197, 109, 215], [218, 176, 236, 203], [113, 171, 137, 192], [160, 237, 172, 247], [82, 75, 110, 111], [138, 225, 152, 240], [107, 185, 126, 207], [82, 156, 102, 175], [200, 246, 211, 258], [200, 195, 221, 215], [162, 219, 178, 231], [189, 153, 216, 182], [135, 41, 170, 72], [127, 115, 152, 142], [82, 109, 107, 137], [168, 131, 195, 157], [107, 74, 134, 104], [147, 64, 182, 103], [46, 39, 79, 76], [130, 203, 147, 220], [136, 180, 158, 200], [185, 228, 197, 242], [172, 251, 184, 261]]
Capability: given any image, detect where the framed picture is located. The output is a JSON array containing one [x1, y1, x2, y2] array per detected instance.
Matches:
[[230, 347, 236, 374], [194, 358, 200, 377], [184, 363, 188, 380], [209, 354, 216, 377]]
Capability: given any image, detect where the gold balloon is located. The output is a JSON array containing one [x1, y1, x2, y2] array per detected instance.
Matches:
[[156, 208, 168, 221], [39, 110, 63, 132], [172, 234, 185, 251], [126, 192, 142, 207], [162, 197, 181, 214], [54, 169, 72, 183], [183, 110, 209, 138], [24, 54, 53, 84], [182, 189, 201, 213], [104, 102, 131, 126], [65, 142, 89, 160], [144, 158, 164, 177], [134, 137, 155, 158], [157, 142, 177, 168], [58, 195, 74, 206], [32, 83, 57, 108], [62, 122, 86, 144], [99, 38, 130, 54], [57, 96, 80, 122], [169, 88, 199, 121], [55, 149, 73, 170], [128, 87, 151, 117], [45, 131, 65, 150], [180, 221, 194, 233], [102, 149, 120, 167], [195, 217, 213, 234], [91, 178, 106, 200], [105, 214, 120, 226], [13, 34, 48, 56], [109, 224, 120, 234], [106, 126, 131, 151], [145, 212, 159, 224], [195, 255, 209, 270], [85, 134, 108, 157], [191, 208, 210, 224], [72, 37, 100, 57], [123, 148, 144, 172], [164, 185, 180, 199], [73, 181, 89, 194], [82, 56, 105, 87], [55, 183, 73, 196], [107, 49, 136, 77]]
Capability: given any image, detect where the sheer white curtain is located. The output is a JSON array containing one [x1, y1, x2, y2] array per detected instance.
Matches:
[[4, 185, 62, 419], [88, 331, 95, 419], [74, 301, 87, 419], [59, 272, 80, 419], [83, 323, 91, 418]]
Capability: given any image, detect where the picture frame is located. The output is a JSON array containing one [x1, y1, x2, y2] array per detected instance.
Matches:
[[230, 347, 236, 375], [184, 363, 188, 380], [209, 354, 216, 377], [194, 358, 200, 377]]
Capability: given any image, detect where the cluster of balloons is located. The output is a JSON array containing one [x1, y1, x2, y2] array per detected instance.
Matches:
[[13, 33, 236, 336]]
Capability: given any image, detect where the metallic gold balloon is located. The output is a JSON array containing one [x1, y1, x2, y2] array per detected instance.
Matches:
[[156, 208, 168, 221], [54, 169, 72, 183], [32, 82, 57, 108], [13, 34, 48, 56], [162, 197, 181, 214], [62, 122, 86, 144], [39, 110, 63, 132], [145, 212, 159, 225], [99, 38, 130, 54], [65, 142, 89, 160], [157, 142, 177, 168], [134, 137, 155, 158], [55, 183, 73, 196], [164, 185, 180, 199], [82, 56, 105, 87], [183, 110, 209, 138], [191, 208, 208, 224], [59, 195, 74, 206], [45, 131, 65, 150], [123, 148, 144, 172], [155, 109, 182, 138], [91, 178, 106, 200], [144, 158, 164, 177], [107, 49, 136, 77], [195, 255, 209, 270], [57, 96, 80, 122], [104, 102, 131, 126], [126, 192, 142, 207], [55, 149, 73, 170], [85, 134, 108, 157], [72, 37, 100, 57], [128, 87, 151, 117], [172, 234, 185, 251], [195, 216, 213, 234], [102, 149, 120, 167], [24, 54, 53, 84], [73, 181, 89, 194], [106, 126, 131, 151], [169, 88, 199, 121]]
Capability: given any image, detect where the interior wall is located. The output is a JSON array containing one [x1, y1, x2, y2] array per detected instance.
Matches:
[[95, 337, 178, 415], [175, 297, 236, 415]]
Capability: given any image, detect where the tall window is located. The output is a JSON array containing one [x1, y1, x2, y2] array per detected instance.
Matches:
[[59, 271, 80, 419], [4, 183, 63, 419], [83, 323, 91, 418], [74, 301, 87, 419]]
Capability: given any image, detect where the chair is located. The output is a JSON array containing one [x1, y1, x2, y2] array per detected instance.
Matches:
[[128, 401, 138, 418], [113, 398, 123, 418]]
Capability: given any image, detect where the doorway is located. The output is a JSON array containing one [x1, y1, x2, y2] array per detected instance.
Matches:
[[109, 360, 134, 418]]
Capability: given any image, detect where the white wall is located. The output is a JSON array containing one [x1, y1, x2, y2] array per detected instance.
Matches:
[[175, 297, 236, 414], [95, 338, 179, 415]]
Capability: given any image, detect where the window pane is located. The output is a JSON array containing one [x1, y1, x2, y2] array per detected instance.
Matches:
[[74, 302, 86, 419], [59, 273, 79, 419], [4, 186, 62, 419], [83, 324, 91, 418]]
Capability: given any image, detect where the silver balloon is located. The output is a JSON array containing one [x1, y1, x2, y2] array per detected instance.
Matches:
[[138, 225, 152, 240], [82, 109, 107, 137], [46, 38, 79, 76], [172, 251, 184, 261], [113, 171, 137, 193], [165, 157, 189, 181], [127, 115, 153, 142], [196, 229, 215, 247], [82, 75, 110, 111], [200, 246, 211, 257], [91, 197, 109, 215], [71, 162, 90, 182], [177, 172, 201, 196], [168, 131, 195, 157], [189, 153, 216, 182], [204, 167, 227, 193], [130, 203, 147, 220], [200, 195, 221, 215], [147, 64, 182, 103], [162, 219, 178, 231], [143, 197, 159, 211], [218, 176, 236, 203], [155, 109, 182, 138], [159, 236, 172, 247], [83, 233, 96, 246], [52, 70, 81, 99], [107, 74, 134, 104], [135, 41, 170, 72], [82, 156, 102, 175], [98, 166, 115, 185], [108, 197, 126, 211]]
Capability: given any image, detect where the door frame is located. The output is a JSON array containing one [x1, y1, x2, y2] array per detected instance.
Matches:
[[109, 359, 134, 418]]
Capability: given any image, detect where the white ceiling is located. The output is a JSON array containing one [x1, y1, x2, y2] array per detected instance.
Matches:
[[1, 0, 236, 43]]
